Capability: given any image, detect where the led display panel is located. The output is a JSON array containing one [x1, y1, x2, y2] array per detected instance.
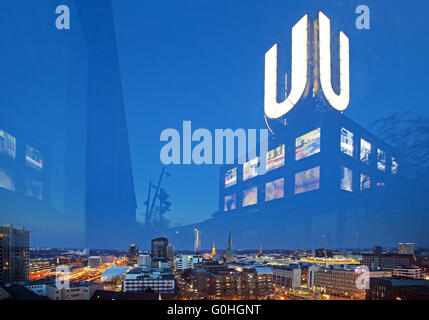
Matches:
[[295, 167, 320, 194], [266, 145, 285, 172], [243, 157, 259, 181], [265, 178, 284, 201], [0, 129, 16, 159], [340, 128, 353, 156], [243, 187, 258, 207], [360, 174, 371, 190], [25, 145, 43, 171], [377, 149, 386, 172], [340, 167, 353, 192], [296, 128, 321, 161], [25, 179, 43, 200], [360, 139, 371, 163], [0, 167, 15, 191], [224, 194, 237, 212], [225, 167, 237, 187]]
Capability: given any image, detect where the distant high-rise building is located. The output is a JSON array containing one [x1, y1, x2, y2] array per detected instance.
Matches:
[[194, 229, 201, 253], [226, 232, 234, 263], [0, 225, 29, 286], [398, 243, 415, 255], [129, 244, 139, 261], [167, 243, 174, 267], [151, 237, 168, 258]]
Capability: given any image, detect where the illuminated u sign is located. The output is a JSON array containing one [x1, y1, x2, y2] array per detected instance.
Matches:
[[264, 12, 350, 119]]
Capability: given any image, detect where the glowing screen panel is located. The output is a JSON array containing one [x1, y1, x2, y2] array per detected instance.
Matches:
[[243, 187, 258, 207], [295, 167, 320, 194], [360, 139, 371, 163], [0, 129, 16, 159], [225, 168, 237, 187], [243, 157, 259, 181], [224, 194, 237, 212], [266, 145, 285, 172], [340, 128, 353, 157], [295, 128, 321, 161], [0, 167, 15, 191], [340, 167, 353, 192], [265, 178, 284, 202], [25, 145, 43, 171]]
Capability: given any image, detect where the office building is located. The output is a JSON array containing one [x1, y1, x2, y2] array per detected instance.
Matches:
[[167, 243, 174, 267], [193, 266, 273, 299], [123, 267, 175, 294], [367, 278, 429, 300], [362, 253, 413, 267], [0, 225, 29, 286], [272, 265, 302, 289], [129, 244, 139, 261], [175, 255, 203, 271], [314, 267, 391, 300], [151, 237, 168, 259], [46, 281, 102, 300], [383, 266, 425, 279], [398, 243, 415, 255]]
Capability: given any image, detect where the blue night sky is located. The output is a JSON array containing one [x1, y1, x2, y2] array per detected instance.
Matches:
[[0, 0, 428, 247]]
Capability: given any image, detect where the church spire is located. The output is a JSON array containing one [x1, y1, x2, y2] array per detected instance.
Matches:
[[211, 241, 216, 256]]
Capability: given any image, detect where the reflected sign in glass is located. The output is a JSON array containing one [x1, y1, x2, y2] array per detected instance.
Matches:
[[340, 128, 353, 157], [295, 166, 320, 194], [224, 193, 237, 212], [360, 174, 371, 190], [243, 157, 259, 181], [340, 167, 353, 192], [0, 129, 16, 159], [360, 139, 371, 164], [0, 167, 15, 191], [296, 128, 321, 161], [243, 187, 258, 207], [377, 149, 386, 172], [266, 145, 285, 172], [265, 178, 284, 201], [25, 145, 43, 171], [225, 167, 237, 187]]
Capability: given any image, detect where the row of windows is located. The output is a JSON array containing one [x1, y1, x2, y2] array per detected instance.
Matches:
[[225, 127, 398, 188], [225, 166, 383, 211]]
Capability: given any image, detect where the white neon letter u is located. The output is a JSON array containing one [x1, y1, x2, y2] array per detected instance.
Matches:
[[264, 15, 308, 119]]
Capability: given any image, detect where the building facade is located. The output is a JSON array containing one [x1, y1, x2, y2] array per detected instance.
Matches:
[[0, 225, 29, 286], [366, 278, 429, 300], [272, 265, 302, 289], [362, 254, 412, 268], [314, 267, 392, 300], [123, 267, 175, 294], [175, 255, 203, 271], [151, 238, 168, 259]]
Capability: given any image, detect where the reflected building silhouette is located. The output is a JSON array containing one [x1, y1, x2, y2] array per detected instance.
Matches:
[[75, 0, 138, 249]]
